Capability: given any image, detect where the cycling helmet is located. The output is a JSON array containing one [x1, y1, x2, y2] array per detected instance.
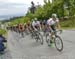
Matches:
[[52, 13, 57, 18], [34, 18, 37, 21]]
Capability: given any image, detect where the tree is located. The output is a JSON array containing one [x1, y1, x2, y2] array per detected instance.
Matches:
[[30, 1, 36, 14], [26, 0, 75, 21]]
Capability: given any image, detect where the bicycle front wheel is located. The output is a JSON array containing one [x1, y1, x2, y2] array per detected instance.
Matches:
[[38, 33, 43, 45], [54, 35, 63, 52]]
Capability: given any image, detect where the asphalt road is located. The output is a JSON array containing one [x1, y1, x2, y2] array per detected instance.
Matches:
[[0, 30, 75, 59]]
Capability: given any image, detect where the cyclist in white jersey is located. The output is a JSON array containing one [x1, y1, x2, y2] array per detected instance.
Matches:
[[32, 18, 41, 31], [47, 14, 61, 45]]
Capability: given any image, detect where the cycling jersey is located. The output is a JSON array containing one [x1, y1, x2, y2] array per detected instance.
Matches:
[[18, 24, 24, 32], [47, 18, 59, 26], [32, 21, 40, 27], [32, 21, 40, 30], [47, 18, 59, 32]]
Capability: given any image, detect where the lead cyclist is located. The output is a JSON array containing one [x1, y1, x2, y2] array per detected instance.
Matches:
[[47, 14, 62, 46]]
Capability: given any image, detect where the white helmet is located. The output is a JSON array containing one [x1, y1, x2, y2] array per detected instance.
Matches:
[[34, 18, 37, 21], [52, 14, 57, 18]]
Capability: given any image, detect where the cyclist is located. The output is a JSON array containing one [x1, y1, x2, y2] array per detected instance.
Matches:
[[42, 20, 47, 34], [32, 18, 41, 31], [47, 14, 61, 46], [18, 23, 25, 36]]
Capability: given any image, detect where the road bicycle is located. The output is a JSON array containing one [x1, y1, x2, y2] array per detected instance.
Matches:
[[46, 30, 63, 52], [31, 29, 44, 45]]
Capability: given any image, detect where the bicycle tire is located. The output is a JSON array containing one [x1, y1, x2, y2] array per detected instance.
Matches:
[[38, 33, 43, 45], [54, 35, 63, 52], [46, 33, 50, 43]]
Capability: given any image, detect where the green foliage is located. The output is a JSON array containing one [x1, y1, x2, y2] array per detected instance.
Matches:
[[0, 29, 7, 35], [8, 0, 75, 29], [26, 0, 65, 19], [26, 0, 75, 19], [60, 19, 75, 28]]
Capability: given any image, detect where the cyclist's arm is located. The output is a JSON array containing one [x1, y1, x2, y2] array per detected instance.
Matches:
[[47, 20, 53, 32], [32, 25, 37, 31], [57, 21, 61, 30], [48, 25, 53, 32]]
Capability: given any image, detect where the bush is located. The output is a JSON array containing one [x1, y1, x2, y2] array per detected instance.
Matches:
[[0, 29, 7, 35], [60, 19, 75, 28]]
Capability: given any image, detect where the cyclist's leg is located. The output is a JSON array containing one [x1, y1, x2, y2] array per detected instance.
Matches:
[[50, 25, 56, 43]]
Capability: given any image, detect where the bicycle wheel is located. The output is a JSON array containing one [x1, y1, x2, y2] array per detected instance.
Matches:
[[34, 32, 39, 42], [46, 33, 49, 43], [54, 35, 63, 52], [46, 33, 51, 45], [38, 33, 43, 45]]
